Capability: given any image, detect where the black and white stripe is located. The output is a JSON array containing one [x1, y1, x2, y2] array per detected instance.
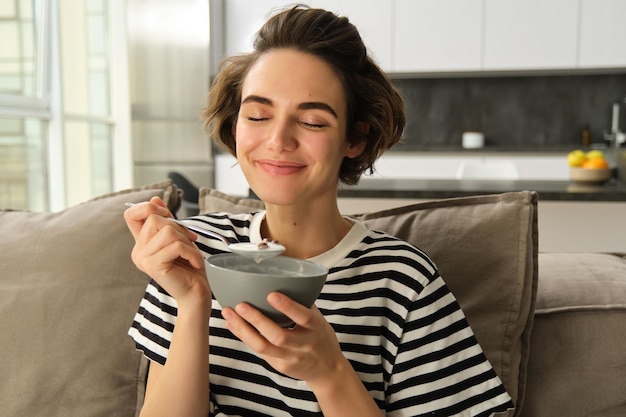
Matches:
[[129, 212, 513, 416]]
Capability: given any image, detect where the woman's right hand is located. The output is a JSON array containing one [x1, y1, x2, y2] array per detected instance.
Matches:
[[126, 197, 212, 417], [124, 196, 210, 305]]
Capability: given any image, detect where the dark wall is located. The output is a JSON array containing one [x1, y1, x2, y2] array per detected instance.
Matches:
[[392, 73, 626, 151]]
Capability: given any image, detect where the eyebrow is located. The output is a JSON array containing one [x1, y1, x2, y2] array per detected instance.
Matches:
[[241, 95, 338, 118]]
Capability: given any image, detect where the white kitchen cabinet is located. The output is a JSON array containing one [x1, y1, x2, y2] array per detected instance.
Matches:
[[219, 0, 626, 75], [394, 0, 483, 73], [483, 0, 579, 70], [309, 0, 392, 70], [222, 0, 280, 57], [217, 0, 626, 74], [221, 0, 392, 70], [579, 0, 626, 68]]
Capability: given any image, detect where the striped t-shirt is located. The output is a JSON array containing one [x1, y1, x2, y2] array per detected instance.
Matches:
[[129, 211, 513, 416]]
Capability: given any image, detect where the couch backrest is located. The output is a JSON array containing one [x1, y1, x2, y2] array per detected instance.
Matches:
[[0, 181, 181, 417]]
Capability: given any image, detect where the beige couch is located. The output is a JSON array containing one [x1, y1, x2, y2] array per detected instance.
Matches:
[[1, 180, 624, 417]]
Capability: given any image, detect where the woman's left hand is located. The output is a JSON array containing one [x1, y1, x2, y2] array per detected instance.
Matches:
[[221, 293, 345, 384]]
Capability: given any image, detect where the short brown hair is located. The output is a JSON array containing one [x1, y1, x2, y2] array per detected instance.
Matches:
[[203, 5, 405, 185]]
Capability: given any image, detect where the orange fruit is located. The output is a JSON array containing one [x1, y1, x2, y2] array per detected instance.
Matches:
[[582, 158, 609, 169]]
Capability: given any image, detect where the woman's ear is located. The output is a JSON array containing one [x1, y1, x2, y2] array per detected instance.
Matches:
[[345, 121, 369, 158]]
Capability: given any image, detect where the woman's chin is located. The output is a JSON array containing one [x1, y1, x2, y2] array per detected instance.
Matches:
[[249, 186, 296, 205]]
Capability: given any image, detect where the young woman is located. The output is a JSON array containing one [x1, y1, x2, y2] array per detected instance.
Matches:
[[124, 5, 514, 417]]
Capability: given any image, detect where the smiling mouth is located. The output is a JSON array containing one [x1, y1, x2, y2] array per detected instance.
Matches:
[[257, 159, 306, 175]]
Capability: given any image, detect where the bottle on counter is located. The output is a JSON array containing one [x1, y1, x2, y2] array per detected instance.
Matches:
[[582, 125, 592, 147]]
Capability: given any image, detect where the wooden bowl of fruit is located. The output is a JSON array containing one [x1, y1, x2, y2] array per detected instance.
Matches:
[[567, 150, 612, 185]]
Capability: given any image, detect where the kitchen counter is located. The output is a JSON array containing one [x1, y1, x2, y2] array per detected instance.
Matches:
[[389, 144, 581, 153], [338, 178, 626, 202]]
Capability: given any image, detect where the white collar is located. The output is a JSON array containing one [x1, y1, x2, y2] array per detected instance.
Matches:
[[249, 211, 368, 269]]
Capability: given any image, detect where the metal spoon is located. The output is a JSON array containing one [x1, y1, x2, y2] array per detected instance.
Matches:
[[125, 203, 285, 262]]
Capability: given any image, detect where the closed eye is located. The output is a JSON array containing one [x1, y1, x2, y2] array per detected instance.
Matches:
[[302, 121, 326, 129]]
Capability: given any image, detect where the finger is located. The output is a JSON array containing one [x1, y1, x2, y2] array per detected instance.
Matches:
[[136, 240, 208, 301], [222, 306, 266, 344], [156, 238, 205, 272], [134, 219, 204, 271], [134, 238, 205, 278], [124, 199, 171, 239], [267, 292, 317, 329], [149, 196, 169, 212], [225, 304, 289, 357], [125, 199, 196, 243], [152, 221, 204, 269], [136, 212, 197, 247]]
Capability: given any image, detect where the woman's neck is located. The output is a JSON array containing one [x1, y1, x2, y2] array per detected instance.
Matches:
[[261, 201, 352, 259]]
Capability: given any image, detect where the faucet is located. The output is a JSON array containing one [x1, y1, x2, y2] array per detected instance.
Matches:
[[618, 96, 626, 148], [605, 96, 626, 149]]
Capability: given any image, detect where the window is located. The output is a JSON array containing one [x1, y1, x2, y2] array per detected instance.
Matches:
[[0, 0, 130, 211], [0, 0, 49, 210]]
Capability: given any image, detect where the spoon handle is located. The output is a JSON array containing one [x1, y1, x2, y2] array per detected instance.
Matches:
[[124, 202, 230, 246], [168, 218, 230, 246]]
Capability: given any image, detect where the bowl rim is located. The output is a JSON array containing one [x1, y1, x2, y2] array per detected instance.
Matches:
[[205, 253, 328, 277]]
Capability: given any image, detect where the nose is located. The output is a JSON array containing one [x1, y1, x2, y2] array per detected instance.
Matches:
[[266, 118, 297, 152]]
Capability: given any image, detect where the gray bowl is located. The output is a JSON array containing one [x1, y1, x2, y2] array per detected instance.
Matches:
[[205, 254, 328, 327]]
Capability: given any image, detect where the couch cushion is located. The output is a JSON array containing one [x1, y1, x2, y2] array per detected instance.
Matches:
[[0, 181, 181, 417], [199, 188, 265, 213], [534, 252, 626, 313], [199, 188, 538, 417], [520, 252, 626, 417]]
